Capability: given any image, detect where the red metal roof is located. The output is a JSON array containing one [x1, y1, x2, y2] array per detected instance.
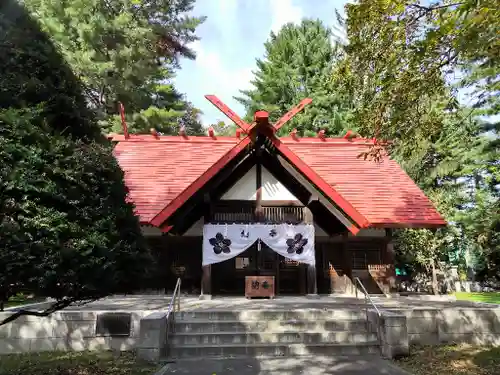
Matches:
[[112, 135, 241, 223], [111, 134, 446, 228], [281, 138, 446, 227]]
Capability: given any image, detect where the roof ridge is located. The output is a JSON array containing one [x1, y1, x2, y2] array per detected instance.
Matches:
[[108, 133, 379, 145]]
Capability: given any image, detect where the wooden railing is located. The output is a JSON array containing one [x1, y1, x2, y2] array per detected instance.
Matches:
[[210, 201, 307, 224], [368, 264, 396, 295]]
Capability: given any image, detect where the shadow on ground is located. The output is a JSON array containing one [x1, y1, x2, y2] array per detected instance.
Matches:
[[162, 355, 410, 375]]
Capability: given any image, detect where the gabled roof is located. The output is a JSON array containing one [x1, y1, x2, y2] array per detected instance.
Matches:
[[284, 138, 445, 227], [110, 134, 446, 229], [112, 135, 245, 223]]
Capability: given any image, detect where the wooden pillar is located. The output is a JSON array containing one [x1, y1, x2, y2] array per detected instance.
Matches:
[[385, 229, 397, 292], [200, 265, 212, 299], [341, 233, 355, 294], [384, 229, 395, 264], [342, 233, 351, 277], [307, 263, 318, 296], [255, 156, 263, 221], [200, 193, 212, 299]]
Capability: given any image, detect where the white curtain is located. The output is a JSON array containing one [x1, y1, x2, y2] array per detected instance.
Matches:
[[202, 224, 315, 266]]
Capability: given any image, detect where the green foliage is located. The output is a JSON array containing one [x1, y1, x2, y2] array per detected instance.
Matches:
[[0, 351, 159, 375], [0, 0, 151, 314], [236, 19, 354, 136], [457, 189, 500, 280], [0, 0, 99, 141], [334, 0, 499, 279], [0, 109, 151, 303], [107, 100, 204, 135], [210, 120, 237, 136], [333, 0, 453, 149], [334, 0, 499, 145], [23, 0, 206, 134]]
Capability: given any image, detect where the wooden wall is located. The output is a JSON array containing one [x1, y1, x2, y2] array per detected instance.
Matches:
[[145, 233, 394, 296], [146, 236, 202, 294]]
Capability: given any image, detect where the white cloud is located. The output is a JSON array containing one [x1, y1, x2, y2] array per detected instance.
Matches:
[[175, 0, 306, 126], [269, 0, 303, 33], [190, 41, 254, 94], [184, 40, 254, 124]]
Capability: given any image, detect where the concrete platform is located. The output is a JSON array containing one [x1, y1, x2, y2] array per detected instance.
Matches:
[[64, 295, 172, 311], [54, 294, 499, 312], [169, 295, 497, 311]]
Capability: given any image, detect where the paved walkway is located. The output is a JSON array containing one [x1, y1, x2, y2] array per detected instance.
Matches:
[[157, 356, 412, 375]]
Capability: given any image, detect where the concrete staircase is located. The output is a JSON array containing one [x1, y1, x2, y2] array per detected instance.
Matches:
[[167, 309, 379, 359]]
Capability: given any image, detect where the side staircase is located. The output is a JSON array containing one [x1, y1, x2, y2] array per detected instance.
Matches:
[[167, 308, 379, 359]]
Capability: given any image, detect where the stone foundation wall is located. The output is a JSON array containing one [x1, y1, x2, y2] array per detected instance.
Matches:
[[0, 310, 153, 354], [369, 307, 500, 359], [403, 308, 500, 346], [136, 311, 168, 362], [368, 309, 409, 359]]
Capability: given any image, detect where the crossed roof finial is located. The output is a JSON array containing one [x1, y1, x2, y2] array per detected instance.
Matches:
[[204, 95, 312, 138]]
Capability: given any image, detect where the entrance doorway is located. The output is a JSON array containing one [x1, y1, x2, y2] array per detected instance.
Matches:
[[212, 241, 305, 295]]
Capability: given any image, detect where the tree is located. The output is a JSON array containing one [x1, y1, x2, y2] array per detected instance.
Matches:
[[210, 120, 237, 136], [334, 0, 499, 284], [333, 0, 499, 150], [23, 0, 206, 134], [107, 98, 204, 135], [0, 0, 151, 323], [236, 19, 354, 136], [176, 102, 204, 135]]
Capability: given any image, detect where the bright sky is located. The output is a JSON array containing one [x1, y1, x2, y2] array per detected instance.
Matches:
[[174, 0, 348, 126]]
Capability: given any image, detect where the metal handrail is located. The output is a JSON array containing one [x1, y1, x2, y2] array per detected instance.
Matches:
[[354, 277, 381, 316], [168, 277, 181, 313], [355, 277, 383, 351], [165, 278, 181, 357]]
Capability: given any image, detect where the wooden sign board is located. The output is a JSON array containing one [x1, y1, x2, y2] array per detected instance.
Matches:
[[245, 276, 275, 298]]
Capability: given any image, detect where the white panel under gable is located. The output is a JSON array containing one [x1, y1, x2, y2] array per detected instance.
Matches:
[[348, 228, 386, 237], [261, 167, 299, 201], [221, 166, 257, 200], [221, 165, 298, 201], [141, 225, 162, 236], [184, 218, 204, 236]]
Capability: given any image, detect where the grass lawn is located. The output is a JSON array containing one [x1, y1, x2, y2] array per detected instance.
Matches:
[[396, 344, 500, 375], [455, 292, 500, 304], [0, 351, 161, 375]]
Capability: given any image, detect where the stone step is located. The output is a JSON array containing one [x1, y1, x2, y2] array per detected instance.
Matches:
[[174, 319, 368, 333], [171, 331, 377, 345], [176, 309, 367, 321], [167, 342, 380, 359]]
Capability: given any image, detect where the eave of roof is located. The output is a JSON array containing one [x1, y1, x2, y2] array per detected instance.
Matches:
[[109, 133, 447, 230]]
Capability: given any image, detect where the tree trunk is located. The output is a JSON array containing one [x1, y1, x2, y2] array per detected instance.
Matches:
[[431, 260, 438, 295]]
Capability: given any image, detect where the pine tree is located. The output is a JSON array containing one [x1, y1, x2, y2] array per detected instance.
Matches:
[[0, 0, 151, 321], [23, 0, 206, 135], [236, 19, 354, 136]]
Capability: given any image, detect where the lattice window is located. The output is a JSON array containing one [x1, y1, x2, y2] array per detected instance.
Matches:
[[349, 240, 383, 269], [211, 202, 305, 223], [319, 243, 343, 272], [280, 258, 300, 268]]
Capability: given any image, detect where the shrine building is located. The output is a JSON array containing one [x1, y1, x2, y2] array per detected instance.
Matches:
[[108, 96, 446, 298]]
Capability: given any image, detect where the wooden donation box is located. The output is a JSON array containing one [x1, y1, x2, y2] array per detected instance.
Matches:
[[245, 276, 275, 298]]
